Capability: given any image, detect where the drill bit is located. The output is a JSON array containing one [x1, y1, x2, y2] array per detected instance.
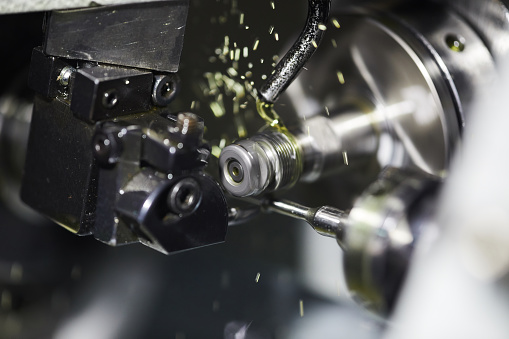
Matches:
[[263, 198, 348, 241]]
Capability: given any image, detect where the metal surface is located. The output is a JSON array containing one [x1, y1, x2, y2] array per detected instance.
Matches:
[[140, 113, 209, 173], [87, 111, 226, 253], [92, 128, 124, 166], [0, 0, 169, 14], [227, 205, 261, 226], [27, 47, 75, 99], [344, 168, 440, 313], [112, 170, 227, 254], [373, 1, 496, 125], [294, 112, 378, 182], [22, 91, 228, 253], [439, 0, 509, 62], [22, 47, 228, 253], [219, 130, 301, 197], [264, 199, 348, 240], [152, 74, 180, 106], [43, 1, 189, 72], [258, 0, 331, 104], [260, 168, 440, 314], [220, 142, 269, 197], [4, 0, 509, 337], [57, 66, 75, 87], [386, 50, 509, 339], [238, 167, 440, 314], [21, 96, 98, 235], [220, 0, 496, 198], [167, 177, 201, 216], [3, 0, 509, 336], [71, 65, 153, 122], [279, 1, 496, 177], [219, 108, 378, 197]]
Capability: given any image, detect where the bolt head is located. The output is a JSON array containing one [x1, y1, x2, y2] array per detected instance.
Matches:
[[102, 89, 118, 109], [167, 178, 202, 216], [152, 74, 179, 106], [58, 66, 74, 87], [92, 131, 122, 166]]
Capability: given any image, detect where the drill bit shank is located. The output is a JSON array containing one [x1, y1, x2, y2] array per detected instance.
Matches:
[[264, 199, 348, 241]]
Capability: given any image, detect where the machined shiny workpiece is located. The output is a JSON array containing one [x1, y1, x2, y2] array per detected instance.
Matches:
[[219, 109, 378, 197], [294, 110, 379, 182], [219, 130, 302, 197]]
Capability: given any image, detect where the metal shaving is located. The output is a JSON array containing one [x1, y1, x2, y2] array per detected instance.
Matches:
[[342, 151, 349, 165], [336, 71, 345, 84]]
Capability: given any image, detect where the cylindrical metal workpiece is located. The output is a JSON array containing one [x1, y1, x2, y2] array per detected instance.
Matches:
[[295, 110, 378, 182], [219, 130, 302, 197], [219, 109, 378, 197]]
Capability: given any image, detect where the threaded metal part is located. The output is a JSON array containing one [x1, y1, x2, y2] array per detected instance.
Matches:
[[253, 131, 302, 191], [219, 129, 303, 197]]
